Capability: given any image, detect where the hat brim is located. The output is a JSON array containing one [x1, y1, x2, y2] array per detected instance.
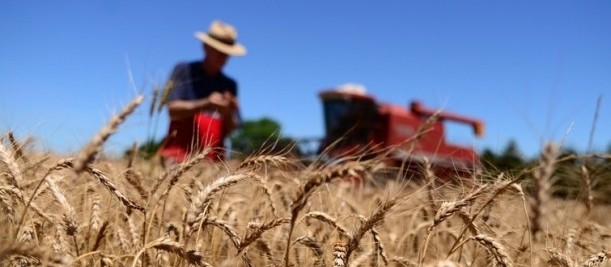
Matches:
[[195, 32, 246, 56]]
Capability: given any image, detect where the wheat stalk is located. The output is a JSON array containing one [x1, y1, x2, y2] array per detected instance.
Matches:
[[73, 94, 143, 173], [305, 211, 350, 238]]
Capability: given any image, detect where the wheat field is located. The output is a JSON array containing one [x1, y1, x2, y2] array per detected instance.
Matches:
[[0, 95, 609, 267]]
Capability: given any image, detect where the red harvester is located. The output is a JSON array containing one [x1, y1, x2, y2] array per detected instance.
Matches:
[[317, 85, 485, 178]]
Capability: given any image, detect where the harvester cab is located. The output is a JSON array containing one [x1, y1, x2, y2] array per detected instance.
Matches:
[[318, 84, 485, 177]]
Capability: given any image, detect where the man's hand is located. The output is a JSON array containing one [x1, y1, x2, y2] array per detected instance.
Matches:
[[206, 92, 228, 109], [205, 91, 238, 117]]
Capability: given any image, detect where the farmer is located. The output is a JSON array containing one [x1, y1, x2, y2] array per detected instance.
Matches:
[[160, 20, 246, 163]]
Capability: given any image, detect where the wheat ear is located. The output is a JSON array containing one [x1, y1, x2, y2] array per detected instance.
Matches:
[[124, 168, 147, 200], [84, 165, 145, 211], [530, 142, 558, 240], [238, 154, 292, 169], [0, 142, 23, 188], [0, 243, 65, 265], [8, 132, 29, 164], [547, 250, 574, 267], [346, 197, 399, 263], [581, 251, 609, 267], [187, 173, 251, 228], [580, 165, 594, 213], [284, 161, 369, 266], [73, 94, 143, 173], [333, 242, 348, 267], [371, 227, 389, 266], [294, 236, 325, 266], [238, 218, 290, 254], [472, 234, 512, 267], [131, 237, 212, 267], [45, 176, 79, 255], [429, 183, 490, 232]]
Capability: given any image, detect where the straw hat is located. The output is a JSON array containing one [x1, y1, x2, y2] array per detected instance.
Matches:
[[195, 20, 247, 56]]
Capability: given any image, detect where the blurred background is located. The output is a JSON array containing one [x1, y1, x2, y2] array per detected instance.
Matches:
[[1, 1, 610, 160]]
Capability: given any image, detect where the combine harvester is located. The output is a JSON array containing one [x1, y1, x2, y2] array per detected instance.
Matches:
[[315, 84, 485, 179]]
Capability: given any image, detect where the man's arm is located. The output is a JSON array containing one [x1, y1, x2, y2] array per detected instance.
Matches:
[[167, 99, 208, 121], [168, 92, 229, 121]]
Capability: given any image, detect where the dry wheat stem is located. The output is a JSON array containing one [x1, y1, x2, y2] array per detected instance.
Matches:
[[92, 221, 109, 251], [294, 236, 325, 266], [371, 227, 389, 266], [73, 94, 143, 173], [580, 165, 593, 213], [305, 211, 350, 238], [472, 234, 512, 267], [530, 142, 558, 240], [254, 177, 278, 217], [391, 256, 417, 267], [445, 175, 520, 258], [255, 239, 280, 267]]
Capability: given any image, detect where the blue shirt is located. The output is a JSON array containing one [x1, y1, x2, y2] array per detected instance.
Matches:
[[168, 61, 238, 101]]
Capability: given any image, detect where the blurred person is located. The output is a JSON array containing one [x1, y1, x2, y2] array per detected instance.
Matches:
[[160, 20, 246, 164]]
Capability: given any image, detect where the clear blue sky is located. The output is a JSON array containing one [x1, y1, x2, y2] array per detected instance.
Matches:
[[1, 1, 610, 158]]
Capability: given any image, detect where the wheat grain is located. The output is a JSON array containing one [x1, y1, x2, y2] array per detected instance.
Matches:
[[333, 242, 348, 267]]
